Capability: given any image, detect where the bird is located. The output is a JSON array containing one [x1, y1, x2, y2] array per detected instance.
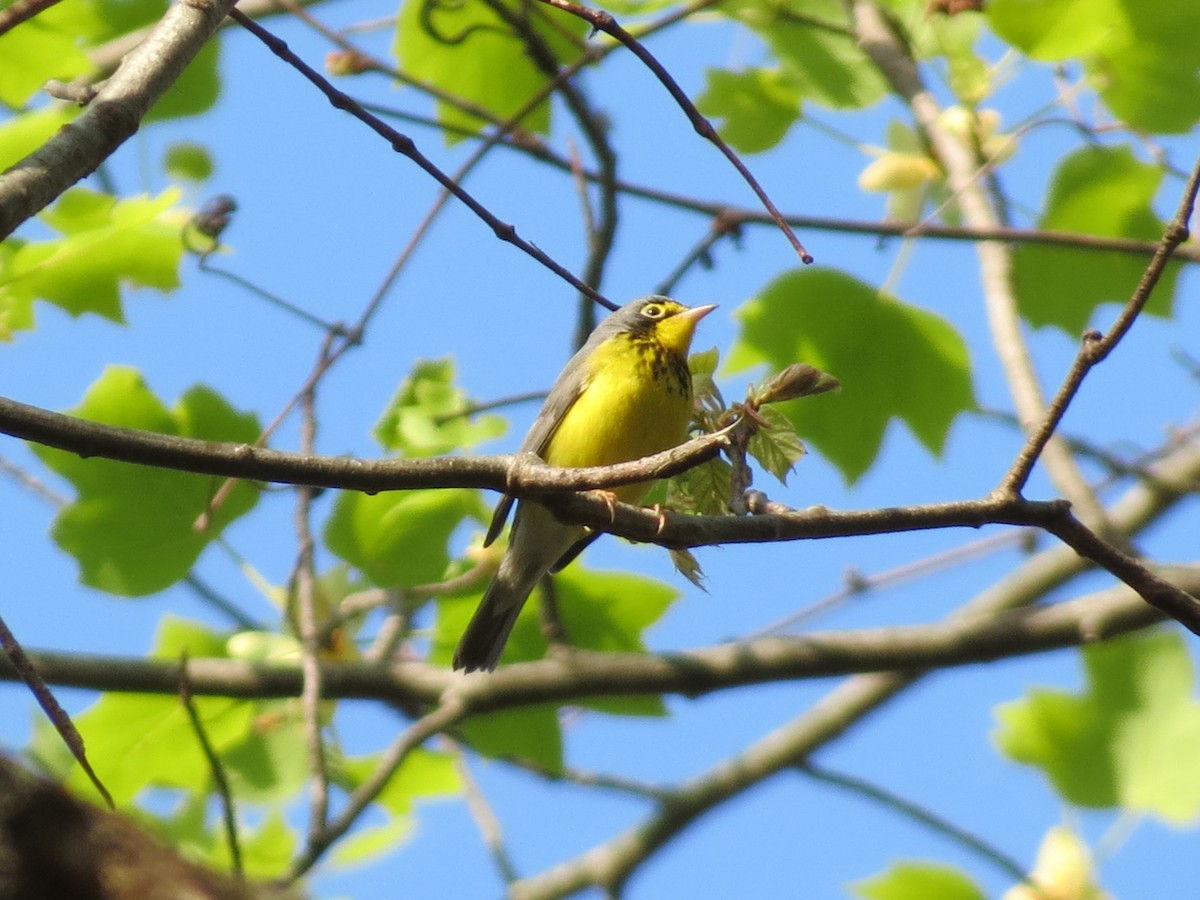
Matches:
[[453, 296, 716, 672]]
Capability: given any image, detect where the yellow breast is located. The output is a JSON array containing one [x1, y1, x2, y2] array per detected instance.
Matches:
[[544, 333, 692, 503]]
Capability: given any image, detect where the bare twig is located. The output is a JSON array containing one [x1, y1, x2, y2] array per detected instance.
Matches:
[[534, 0, 814, 265], [0, 613, 113, 809], [291, 339, 334, 838], [0, 0, 66, 38], [800, 761, 1032, 886], [178, 653, 243, 877], [451, 740, 521, 884], [0, 0, 242, 239], [287, 696, 470, 879], [227, 8, 615, 310], [1001, 154, 1200, 495]]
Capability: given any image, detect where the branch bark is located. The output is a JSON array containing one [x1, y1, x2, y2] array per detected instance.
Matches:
[[0, 0, 241, 239]]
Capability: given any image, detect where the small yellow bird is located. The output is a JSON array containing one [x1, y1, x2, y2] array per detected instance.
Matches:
[[453, 296, 716, 672]]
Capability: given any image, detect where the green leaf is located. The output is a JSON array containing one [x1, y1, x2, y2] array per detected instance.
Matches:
[[68, 691, 254, 805], [0, 107, 76, 173], [460, 704, 564, 772], [226, 811, 296, 879], [152, 615, 231, 659], [146, 38, 221, 121], [1013, 145, 1177, 333], [374, 357, 506, 457], [993, 629, 1200, 823], [696, 67, 801, 154], [325, 488, 483, 587], [0, 18, 92, 107], [31, 367, 261, 595], [327, 746, 462, 864], [665, 455, 732, 515], [727, 269, 976, 483], [334, 818, 415, 867], [164, 142, 215, 181], [989, 0, 1200, 133], [726, 0, 887, 110], [220, 702, 310, 804], [0, 187, 185, 333], [850, 861, 986, 900], [394, 0, 586, 140], [748, 404, 807, 484]]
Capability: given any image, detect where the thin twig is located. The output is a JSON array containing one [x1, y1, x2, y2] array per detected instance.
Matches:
[[653, 212, 743, 297], [0, 612, 114, 809], [1001, 154, 1200, 496], [800, 761, 1032, 887], [451, 739, 521, 884], [849, 0, 1107, 529], [178, 653, 243, 877], [0, 0, 66, 38], [287, 695, 470, 880], [535, 0, 814, 265], [198, 256, 349, 336], [292, 338, 334, 837], [228, 7, 615, 310]]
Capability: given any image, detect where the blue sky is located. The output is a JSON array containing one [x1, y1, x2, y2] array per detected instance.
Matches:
[[2, 2, 1199, 897]]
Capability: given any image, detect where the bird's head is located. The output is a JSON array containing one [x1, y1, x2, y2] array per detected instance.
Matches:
[[610, 296, 717, 357]]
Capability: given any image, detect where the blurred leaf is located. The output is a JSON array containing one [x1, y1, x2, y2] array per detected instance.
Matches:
[[394, 0, 586, 141], [994, 629, 1200, 822], [146, 38, 221, 121], [32, 367, 261, 595], [0, 107, 76, 172], [727, 269, 976, 483], [164, 142, 215, 181], [851, 861, 986, 900], [69, 690, 253, 805], [88, 0, 169, 43], [696, 67, 801, 154], [61, 616, 253, 804], [152, 615, 230, 659], [212, 810, 295, 879], [329, 747, 462, 864], [1004, 826, 1111, 900], [325, 488, 484, 587], [374, 357, 506, 457], [924, 11, 990, 104], [0, 17, 91, 107], [0, 187, 185, 335], [461, 703, 564, 773], [221, 703, 310, 804], [747, 404, 806, 484], [1014, 145, 1177, 333], [989, 0, 1200, 132], [335, 818, 415, 867], [726, 0, 887, 110]]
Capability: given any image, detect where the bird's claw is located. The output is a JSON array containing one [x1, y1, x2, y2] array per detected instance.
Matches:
[[589, 489, 619, 522]]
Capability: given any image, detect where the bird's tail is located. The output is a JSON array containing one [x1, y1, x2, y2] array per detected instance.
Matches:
[[452, 561, 539, 672]]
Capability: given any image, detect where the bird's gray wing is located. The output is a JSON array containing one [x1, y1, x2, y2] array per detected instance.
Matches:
[[481, 334, 601, 547]]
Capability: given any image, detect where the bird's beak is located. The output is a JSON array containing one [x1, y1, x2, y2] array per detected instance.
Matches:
[[682, 303, 718, 324]]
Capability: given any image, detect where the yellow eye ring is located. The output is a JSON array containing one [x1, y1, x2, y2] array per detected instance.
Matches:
[[641, 303, 665, 319]]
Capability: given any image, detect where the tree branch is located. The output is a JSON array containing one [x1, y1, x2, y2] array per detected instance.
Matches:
[[6, 572, 1195, 709], [0, 0, 241, 239]]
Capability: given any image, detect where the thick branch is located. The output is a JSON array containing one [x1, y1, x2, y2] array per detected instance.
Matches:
[[4, 573, 1193, 709], [0, 0, 240, 239]]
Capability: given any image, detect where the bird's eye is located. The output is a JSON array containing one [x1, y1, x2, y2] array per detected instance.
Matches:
[[641, 303, 665, 319]]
